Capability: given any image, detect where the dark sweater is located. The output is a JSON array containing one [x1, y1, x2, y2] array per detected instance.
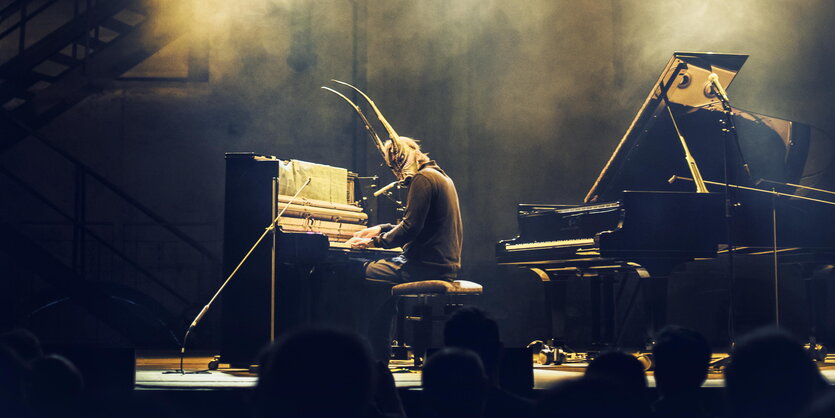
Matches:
[[373, 161, 463, 279]]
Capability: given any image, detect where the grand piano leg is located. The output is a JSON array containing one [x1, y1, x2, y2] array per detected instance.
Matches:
[[635, 259, 687, 345], [645, 275, 669, 342], [588, 273, 616, 348], [806, 265, 832, 360], [602, 274, 615, 346], [590, 276, 601, 346], [543, 279, 567, 344], [588, 275, 616, 348]]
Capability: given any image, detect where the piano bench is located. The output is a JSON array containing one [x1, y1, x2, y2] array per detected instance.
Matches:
[[391, 280, 483, 367]]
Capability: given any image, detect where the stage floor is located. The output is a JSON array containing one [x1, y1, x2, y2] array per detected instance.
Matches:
[[135, 352, 835, 390]]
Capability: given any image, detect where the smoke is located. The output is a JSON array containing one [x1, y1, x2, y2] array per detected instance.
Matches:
[[129, 0, 835, 264]]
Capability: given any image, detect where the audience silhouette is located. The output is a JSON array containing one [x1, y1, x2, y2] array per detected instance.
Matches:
[[0, 343, 31, 417], [253, 327, 404, 418], [584, 349, 648, 391], [799, 388, 835, 418], [724, 327, 827, 418], [25, 353, 85, 418], [651, 325, 714, 418], [422, 347, 488, 418], [535, 375, 643, 418], [583, 349, 650, 416], [0, 328, 43, 363], [443, 307, 534, 418], [1, 320, 832, 418]]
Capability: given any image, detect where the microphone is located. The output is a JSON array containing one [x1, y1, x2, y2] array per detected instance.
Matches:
[[373, 180, 400, 197], [707, 73, 730, 103]]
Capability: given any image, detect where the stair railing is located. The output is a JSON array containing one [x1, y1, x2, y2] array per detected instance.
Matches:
[[0, 113, 221, 311]]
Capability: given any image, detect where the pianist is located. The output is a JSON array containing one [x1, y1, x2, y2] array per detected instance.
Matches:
[[345, 137, 463, 360]]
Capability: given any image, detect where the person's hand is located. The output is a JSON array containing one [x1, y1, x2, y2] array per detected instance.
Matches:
[[345, 236, 374, 249], [353, 225, 382, 238]]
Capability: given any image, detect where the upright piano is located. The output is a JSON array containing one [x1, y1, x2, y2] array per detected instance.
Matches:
[[221, 153, 398, 366], [497, 52, 835, 347]]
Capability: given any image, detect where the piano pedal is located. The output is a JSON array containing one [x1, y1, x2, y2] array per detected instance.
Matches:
[[804, 339, 827, 362], [390, 340, 411, 361], [527, 339, 570, 365]]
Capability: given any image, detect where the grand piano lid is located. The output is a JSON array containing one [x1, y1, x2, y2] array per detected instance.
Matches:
[[585, 52, 749, 203]]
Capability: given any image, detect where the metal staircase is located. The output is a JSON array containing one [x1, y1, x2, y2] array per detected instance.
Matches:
[[0, 0, 214, 348], [0, 0, 189, 150]]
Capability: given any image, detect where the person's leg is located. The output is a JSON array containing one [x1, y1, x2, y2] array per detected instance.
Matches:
[[364, 258, 406, 362]]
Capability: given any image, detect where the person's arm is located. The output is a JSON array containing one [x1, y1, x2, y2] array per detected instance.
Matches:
[[373, 174, 432, 249], [347, 224, 396, 249], [353, 224, 394, 239]]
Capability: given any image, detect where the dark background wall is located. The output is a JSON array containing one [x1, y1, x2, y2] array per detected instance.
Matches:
[[2, 0, 834, 349]]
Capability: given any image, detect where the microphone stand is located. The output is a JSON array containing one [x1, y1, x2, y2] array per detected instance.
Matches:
[[669, 175, 835, 364], [756, 178, 835, 199], [373, 180, 401, 198], [378, 182, 406, 214], [771, 187, 779, 328], [668, 176, 835, 207], [165, 178, 312, 374], [754, 177, 835, 359], [708, 79, 750, 351]]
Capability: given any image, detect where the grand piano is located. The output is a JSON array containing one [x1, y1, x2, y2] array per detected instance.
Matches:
[[220, 153, 399, 366], [497, 52, 835, 348]]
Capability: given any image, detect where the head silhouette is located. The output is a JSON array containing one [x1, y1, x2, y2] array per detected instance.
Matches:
[[443, 307, 502, 380], [582, 350, 650, 417], [0, 344, 28, 411], [584, 350, 647, 391], [536, 376, 643, 418], [422, 347, 488, 418], [799, 389, 835, 418], [0, 329, 42, 363], [652, 325, 711, 396], [254, 328, 374, 418], [25, 354, 85, 417], [725, 327, 827, 418]]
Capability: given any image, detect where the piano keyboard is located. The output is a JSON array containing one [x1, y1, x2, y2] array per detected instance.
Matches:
[[504, 238, 596, 251], [329, 241, 402, 254], [553, 202, 620, 214]]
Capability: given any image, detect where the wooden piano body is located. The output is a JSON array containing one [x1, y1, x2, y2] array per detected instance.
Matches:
[[221, 152, 398, 366]]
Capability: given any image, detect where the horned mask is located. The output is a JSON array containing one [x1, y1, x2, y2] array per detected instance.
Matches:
[[322, 80, 413, 182]]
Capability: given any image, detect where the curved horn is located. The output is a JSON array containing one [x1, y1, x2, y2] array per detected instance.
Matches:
[[321, 86, 388, 161], [330, 79, 403, 156]]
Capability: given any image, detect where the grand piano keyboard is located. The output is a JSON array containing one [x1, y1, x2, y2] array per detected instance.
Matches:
[[502, 238, 596, 252]]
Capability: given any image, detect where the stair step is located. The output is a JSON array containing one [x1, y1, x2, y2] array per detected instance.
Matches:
[[123, 0, 151, 16], [2, 97, 26, 112], [0, 72, 49, 101], [48, 53, 81, 67], [113, 8, 147, 26], [32, 101, 72, 122], [73, 37, 109, 51], [28, 70, 57, 83], [0, 0, 132, 77], [101, 17, 135, 34]]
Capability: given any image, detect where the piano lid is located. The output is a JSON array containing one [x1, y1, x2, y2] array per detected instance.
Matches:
[[585, 52, 750, 203]]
